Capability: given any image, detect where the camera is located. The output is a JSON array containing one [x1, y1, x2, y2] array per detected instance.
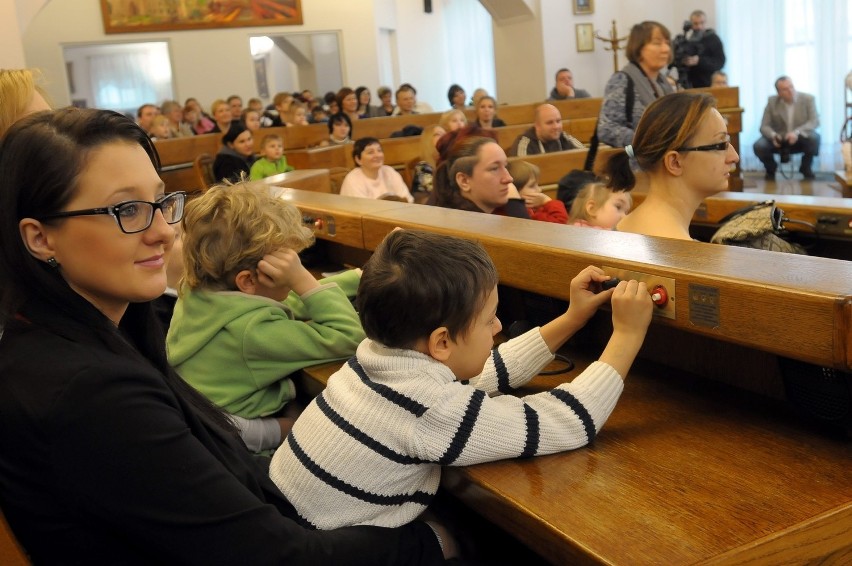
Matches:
[[779, 140, 792, 163], [671, 21, 702, 89]]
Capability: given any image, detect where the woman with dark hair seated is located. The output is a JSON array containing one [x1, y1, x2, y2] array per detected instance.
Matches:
[[429, 126, 529, 218], [213, 122, 256, 183], [340, 137, 414, 202], [0, 107, 450, 564]]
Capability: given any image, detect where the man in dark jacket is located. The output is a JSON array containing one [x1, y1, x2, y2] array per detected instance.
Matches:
[[510, 104, 583, 156], [680, 10, 726, 88], [548, 68, 591, 100]]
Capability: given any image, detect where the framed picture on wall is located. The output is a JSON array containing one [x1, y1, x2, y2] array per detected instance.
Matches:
[[572, 0, 594, 15], [100, 0, 303, 33], [576, 24, 594, 52]]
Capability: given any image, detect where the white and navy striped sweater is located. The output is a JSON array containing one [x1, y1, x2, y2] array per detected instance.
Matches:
[[269, 328, 624, 529]]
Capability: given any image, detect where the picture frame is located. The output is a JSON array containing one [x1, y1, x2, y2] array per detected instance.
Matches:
[[572, 0, 594, 16], [99, 0, 303, 34], [576, 23, 594, 52]]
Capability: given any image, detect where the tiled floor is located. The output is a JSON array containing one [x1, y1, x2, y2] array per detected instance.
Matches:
[[742, 169, 844, 197]]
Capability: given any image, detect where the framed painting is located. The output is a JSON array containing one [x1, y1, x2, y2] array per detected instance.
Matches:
[[576, 23, 594, 52], [572, 0, 594, 16], [100, 0, 303, 34]]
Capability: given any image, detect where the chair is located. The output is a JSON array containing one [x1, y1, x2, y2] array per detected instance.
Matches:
[[192, 153, 215, 193], [327, 167, 350, 194]]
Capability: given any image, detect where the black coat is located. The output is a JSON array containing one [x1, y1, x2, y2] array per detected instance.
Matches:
[[0, 298, 442, 565]]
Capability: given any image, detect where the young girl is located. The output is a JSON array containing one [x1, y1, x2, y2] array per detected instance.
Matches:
[[506, 160, 567, 224], [569, 182, 633, 229]]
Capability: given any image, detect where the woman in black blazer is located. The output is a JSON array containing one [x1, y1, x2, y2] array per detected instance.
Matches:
[[0, 108, 448, 565]]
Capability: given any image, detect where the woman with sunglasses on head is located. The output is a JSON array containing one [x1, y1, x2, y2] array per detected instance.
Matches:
[[0, 108, 449, 565], [601, 92, 739, 240]]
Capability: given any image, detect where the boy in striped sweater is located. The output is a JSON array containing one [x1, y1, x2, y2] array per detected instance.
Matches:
[[269, 229, 652, 529]]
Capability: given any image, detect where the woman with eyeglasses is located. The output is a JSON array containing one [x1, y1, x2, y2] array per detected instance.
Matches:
[[0, 108, 449, 564], [601, 92, 739, 240]]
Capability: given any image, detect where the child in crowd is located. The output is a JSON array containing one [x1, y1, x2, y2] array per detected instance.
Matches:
[[167, 181, 366, 448], [148, 115, 172, 140], [269, 229, 653, 529], [250, 134, 295, 180], [506, 160, 568, 224], [569, 182, 632, 229]]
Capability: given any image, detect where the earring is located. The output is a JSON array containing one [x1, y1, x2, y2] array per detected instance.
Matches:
[[46, 257, 59, 268]]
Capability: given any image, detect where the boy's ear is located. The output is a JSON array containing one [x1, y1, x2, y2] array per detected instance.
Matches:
[[234, 269, 258, 294], [585, 199, 597, 218], [19, 219, 57, 262], [426, 326, 453, 362]]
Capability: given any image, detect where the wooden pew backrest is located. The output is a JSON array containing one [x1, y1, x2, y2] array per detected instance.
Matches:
[[279, 190, 852, 371]]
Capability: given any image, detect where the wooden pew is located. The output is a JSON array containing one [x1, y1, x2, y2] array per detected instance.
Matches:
[[282, 190, 852, 565], [510, 147, 621, 187], [283, 190, 851, 371]]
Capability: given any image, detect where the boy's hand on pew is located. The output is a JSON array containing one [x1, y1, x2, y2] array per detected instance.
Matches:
[[600, 280, 653, 379], [566, 266, 617, 325], [256, 247, 320, 296], [539, 266, 615, 353]]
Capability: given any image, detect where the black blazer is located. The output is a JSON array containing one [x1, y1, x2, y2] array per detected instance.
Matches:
[[0, 298, 442, 565]]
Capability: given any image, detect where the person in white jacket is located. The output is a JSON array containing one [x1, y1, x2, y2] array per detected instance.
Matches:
[[270, 229, 653, 530]]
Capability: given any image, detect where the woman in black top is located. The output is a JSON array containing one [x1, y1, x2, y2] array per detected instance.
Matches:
[[0, 107, 447, 565]]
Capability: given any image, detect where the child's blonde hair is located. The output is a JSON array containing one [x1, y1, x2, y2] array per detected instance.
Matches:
[[569, 182, 632, 223], [180, 180, 314, 291], [506, 160, 540, 189], [260, 133, 283, 150], [438, 109, 467, 132]]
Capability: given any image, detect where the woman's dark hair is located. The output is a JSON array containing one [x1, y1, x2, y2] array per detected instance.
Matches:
[[354, 86, 370, 110], [602, 92, 717, 190], [327, 112, 352, 136], [221, 122, 248, 145], [357, 229, 498, 348], [0, 107, 235, 432], [625, 21, 672, 65], [447, 84, 465, 106], [352, 136, 380, 163]]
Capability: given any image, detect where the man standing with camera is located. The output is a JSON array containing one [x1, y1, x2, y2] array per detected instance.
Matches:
[[753, 76, 820, 180], [679, 10, 726, 88]]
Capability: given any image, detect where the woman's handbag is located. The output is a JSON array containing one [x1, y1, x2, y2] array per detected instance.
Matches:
[[710, 200, 807, 254]]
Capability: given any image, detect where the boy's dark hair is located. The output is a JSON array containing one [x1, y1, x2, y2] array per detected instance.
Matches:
[[357, 230, 498, 349]]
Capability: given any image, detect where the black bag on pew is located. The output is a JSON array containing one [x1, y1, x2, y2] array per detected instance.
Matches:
[[710, 200, 808, 254]]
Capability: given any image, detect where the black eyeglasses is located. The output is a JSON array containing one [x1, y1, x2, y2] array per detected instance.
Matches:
[[39, 192, 186, 234], [677, 136, 731, 152]]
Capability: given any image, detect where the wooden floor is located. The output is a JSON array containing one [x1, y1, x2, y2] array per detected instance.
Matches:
[[742, 170, 845, 197]]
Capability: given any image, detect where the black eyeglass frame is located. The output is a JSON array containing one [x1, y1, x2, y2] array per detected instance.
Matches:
[[38, 191, 186, 234], [677, 136, 732, 153]]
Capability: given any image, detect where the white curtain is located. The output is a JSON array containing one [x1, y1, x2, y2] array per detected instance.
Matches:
[[89, 44, 174, 115], [442, 0, 496, 102], [717, 0, 852, 171]]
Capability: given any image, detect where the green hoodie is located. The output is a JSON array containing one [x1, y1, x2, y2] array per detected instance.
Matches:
[[167, 270, 364, 418]]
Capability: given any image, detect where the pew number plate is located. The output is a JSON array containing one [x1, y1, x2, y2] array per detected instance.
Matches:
[[601, 266, 676, 320]]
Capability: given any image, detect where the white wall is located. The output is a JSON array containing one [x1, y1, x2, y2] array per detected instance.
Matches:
[[21, 0, 403, 111], [17, 0, 717, 111]]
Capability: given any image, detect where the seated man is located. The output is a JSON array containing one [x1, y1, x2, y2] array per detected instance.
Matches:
[[548, 68, 590, 100], [753, 75, 820, 180], [392, 83, 433, 116], [510, 103, 583, 156]]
